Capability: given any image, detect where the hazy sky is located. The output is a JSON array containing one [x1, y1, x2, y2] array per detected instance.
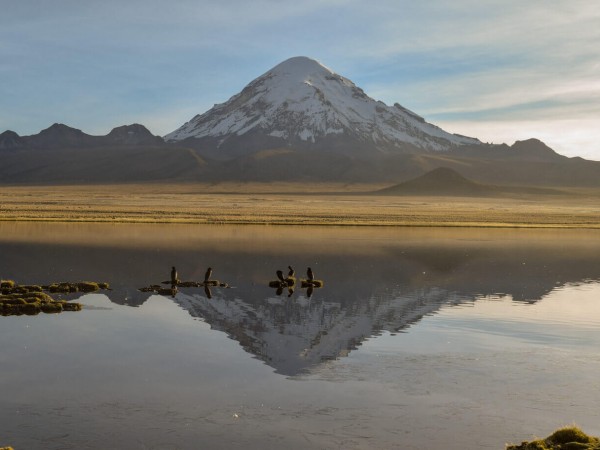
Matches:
[[2, 0, 599, 159]]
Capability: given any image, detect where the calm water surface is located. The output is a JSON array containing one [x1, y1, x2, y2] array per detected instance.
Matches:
[[1, 223, 600, 449]]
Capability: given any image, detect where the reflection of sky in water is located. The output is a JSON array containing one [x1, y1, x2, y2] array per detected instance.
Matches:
[[2, 224, 600, 449]]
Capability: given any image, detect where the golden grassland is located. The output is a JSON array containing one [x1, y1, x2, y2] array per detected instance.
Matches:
[[1, 183, 600, 228]]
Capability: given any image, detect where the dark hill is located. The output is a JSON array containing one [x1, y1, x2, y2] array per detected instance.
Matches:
[[378, 167, 495, 196], [26, 123, 102, 148], [0, 123, 166, 151], [106, 124, 165, 146], [0, 130, 24, 150], [376, 167, 570, 197]]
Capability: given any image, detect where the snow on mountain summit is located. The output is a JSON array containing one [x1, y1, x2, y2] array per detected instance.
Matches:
[[165, 56, 479, 152]]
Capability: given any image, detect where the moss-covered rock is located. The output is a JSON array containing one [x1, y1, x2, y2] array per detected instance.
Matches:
[[1, 283, 82, 316], [41, 302, 64, 314], [0, 297, 27, 305], [508, 426, 600, 450], [77, 282, 100, 292], [0, 280, 16, 289], [60, 301, 83, 312], [48, 283, 76, 293]]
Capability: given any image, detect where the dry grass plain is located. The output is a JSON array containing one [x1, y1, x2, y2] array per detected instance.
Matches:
[[1, 183, 600, 228]]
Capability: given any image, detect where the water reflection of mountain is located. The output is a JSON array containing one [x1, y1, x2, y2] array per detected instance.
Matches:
[[171, 286, 468, 375]]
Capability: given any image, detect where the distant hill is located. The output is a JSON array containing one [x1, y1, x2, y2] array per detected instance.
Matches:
[[377, 167, 492, 196], [377, 167, 571, 197]]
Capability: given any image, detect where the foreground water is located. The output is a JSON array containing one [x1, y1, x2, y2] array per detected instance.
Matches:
[[1, 223, 600, 449]]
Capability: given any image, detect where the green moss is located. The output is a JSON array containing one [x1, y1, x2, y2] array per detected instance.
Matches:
[[48, 283, 75, 293], [0, 280, 16, 289], [77, 282, 100, 292], [18, 284, 43, 292], [0, 292, 52, 303], [0, 297, 27, 305], [60, 301, 83, 312], [508, 426, 600, 450], [98, 282, 109, 289], [549, 427, 594, 445], [1, 288, 82, 316], [41, 302, 63, 314], [22, 302, 41, 315]]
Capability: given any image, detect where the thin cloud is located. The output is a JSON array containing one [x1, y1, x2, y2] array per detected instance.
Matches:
[[1, 0, 599, 158]]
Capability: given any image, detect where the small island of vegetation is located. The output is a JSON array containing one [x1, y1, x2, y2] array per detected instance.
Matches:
[[508, 426, 600, 450], [1, 279, 110, 316]]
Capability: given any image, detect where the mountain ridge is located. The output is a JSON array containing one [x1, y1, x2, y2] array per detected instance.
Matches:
[[1, 56, 600, 188], [0, 123, 165, 150]]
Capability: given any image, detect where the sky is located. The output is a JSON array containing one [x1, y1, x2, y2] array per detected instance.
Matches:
[[1, 0, 599, 160]]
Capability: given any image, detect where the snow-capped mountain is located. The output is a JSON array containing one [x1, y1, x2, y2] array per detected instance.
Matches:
[[165, 56, 479, 154]]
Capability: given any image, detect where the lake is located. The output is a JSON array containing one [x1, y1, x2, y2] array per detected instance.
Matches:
[[1, 223, 600, 449]]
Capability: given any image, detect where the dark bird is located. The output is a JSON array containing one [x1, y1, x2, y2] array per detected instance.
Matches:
[[307, 267, 314, 281], [170, 266, 178, 285], [204, 267, 212, 282], [288, 265, 295, 278], [276, 270, 285, 281]]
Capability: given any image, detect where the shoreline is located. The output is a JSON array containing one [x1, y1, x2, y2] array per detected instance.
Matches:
[[1, 217, 600, 229]]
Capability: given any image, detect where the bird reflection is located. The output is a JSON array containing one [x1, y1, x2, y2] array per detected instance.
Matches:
[[301, 267, 323, 296], [270, 267, 297, 294], [138, 265, 228, 297]]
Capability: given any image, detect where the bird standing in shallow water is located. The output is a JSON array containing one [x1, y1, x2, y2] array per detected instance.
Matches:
[[307, 267, 314, 281], [171, 266, 178, 285], [204, 267, 212, 282]]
